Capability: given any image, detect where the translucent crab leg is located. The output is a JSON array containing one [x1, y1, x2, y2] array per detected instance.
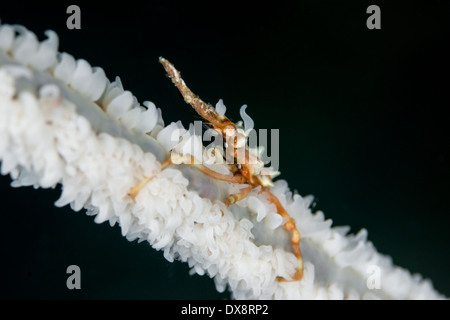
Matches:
[[128, 158, 172, 201], [128, 154, 245, 201]]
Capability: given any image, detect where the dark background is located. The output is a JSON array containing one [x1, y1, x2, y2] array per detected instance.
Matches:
[[0, 1, 449, 299]]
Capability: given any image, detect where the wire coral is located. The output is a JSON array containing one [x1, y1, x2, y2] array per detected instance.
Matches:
[[0, 22, 445, 299]]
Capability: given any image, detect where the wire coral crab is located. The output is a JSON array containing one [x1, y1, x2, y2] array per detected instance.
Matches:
[[129, 57, 304, 281]]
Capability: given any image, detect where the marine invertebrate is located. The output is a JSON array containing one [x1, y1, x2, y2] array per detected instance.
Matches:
[[131, 57, 303, 281], [0, 21, 444, 299]]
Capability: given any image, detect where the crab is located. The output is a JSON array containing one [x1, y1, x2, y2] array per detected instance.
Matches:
[[129, 57, 303, 281]]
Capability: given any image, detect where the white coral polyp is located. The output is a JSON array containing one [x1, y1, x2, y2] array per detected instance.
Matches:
[[0, 22, 445, 299]]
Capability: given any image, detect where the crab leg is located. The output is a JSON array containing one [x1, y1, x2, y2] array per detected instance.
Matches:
[[264, 189, 304, 281], [128, 158, 172, 201]]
